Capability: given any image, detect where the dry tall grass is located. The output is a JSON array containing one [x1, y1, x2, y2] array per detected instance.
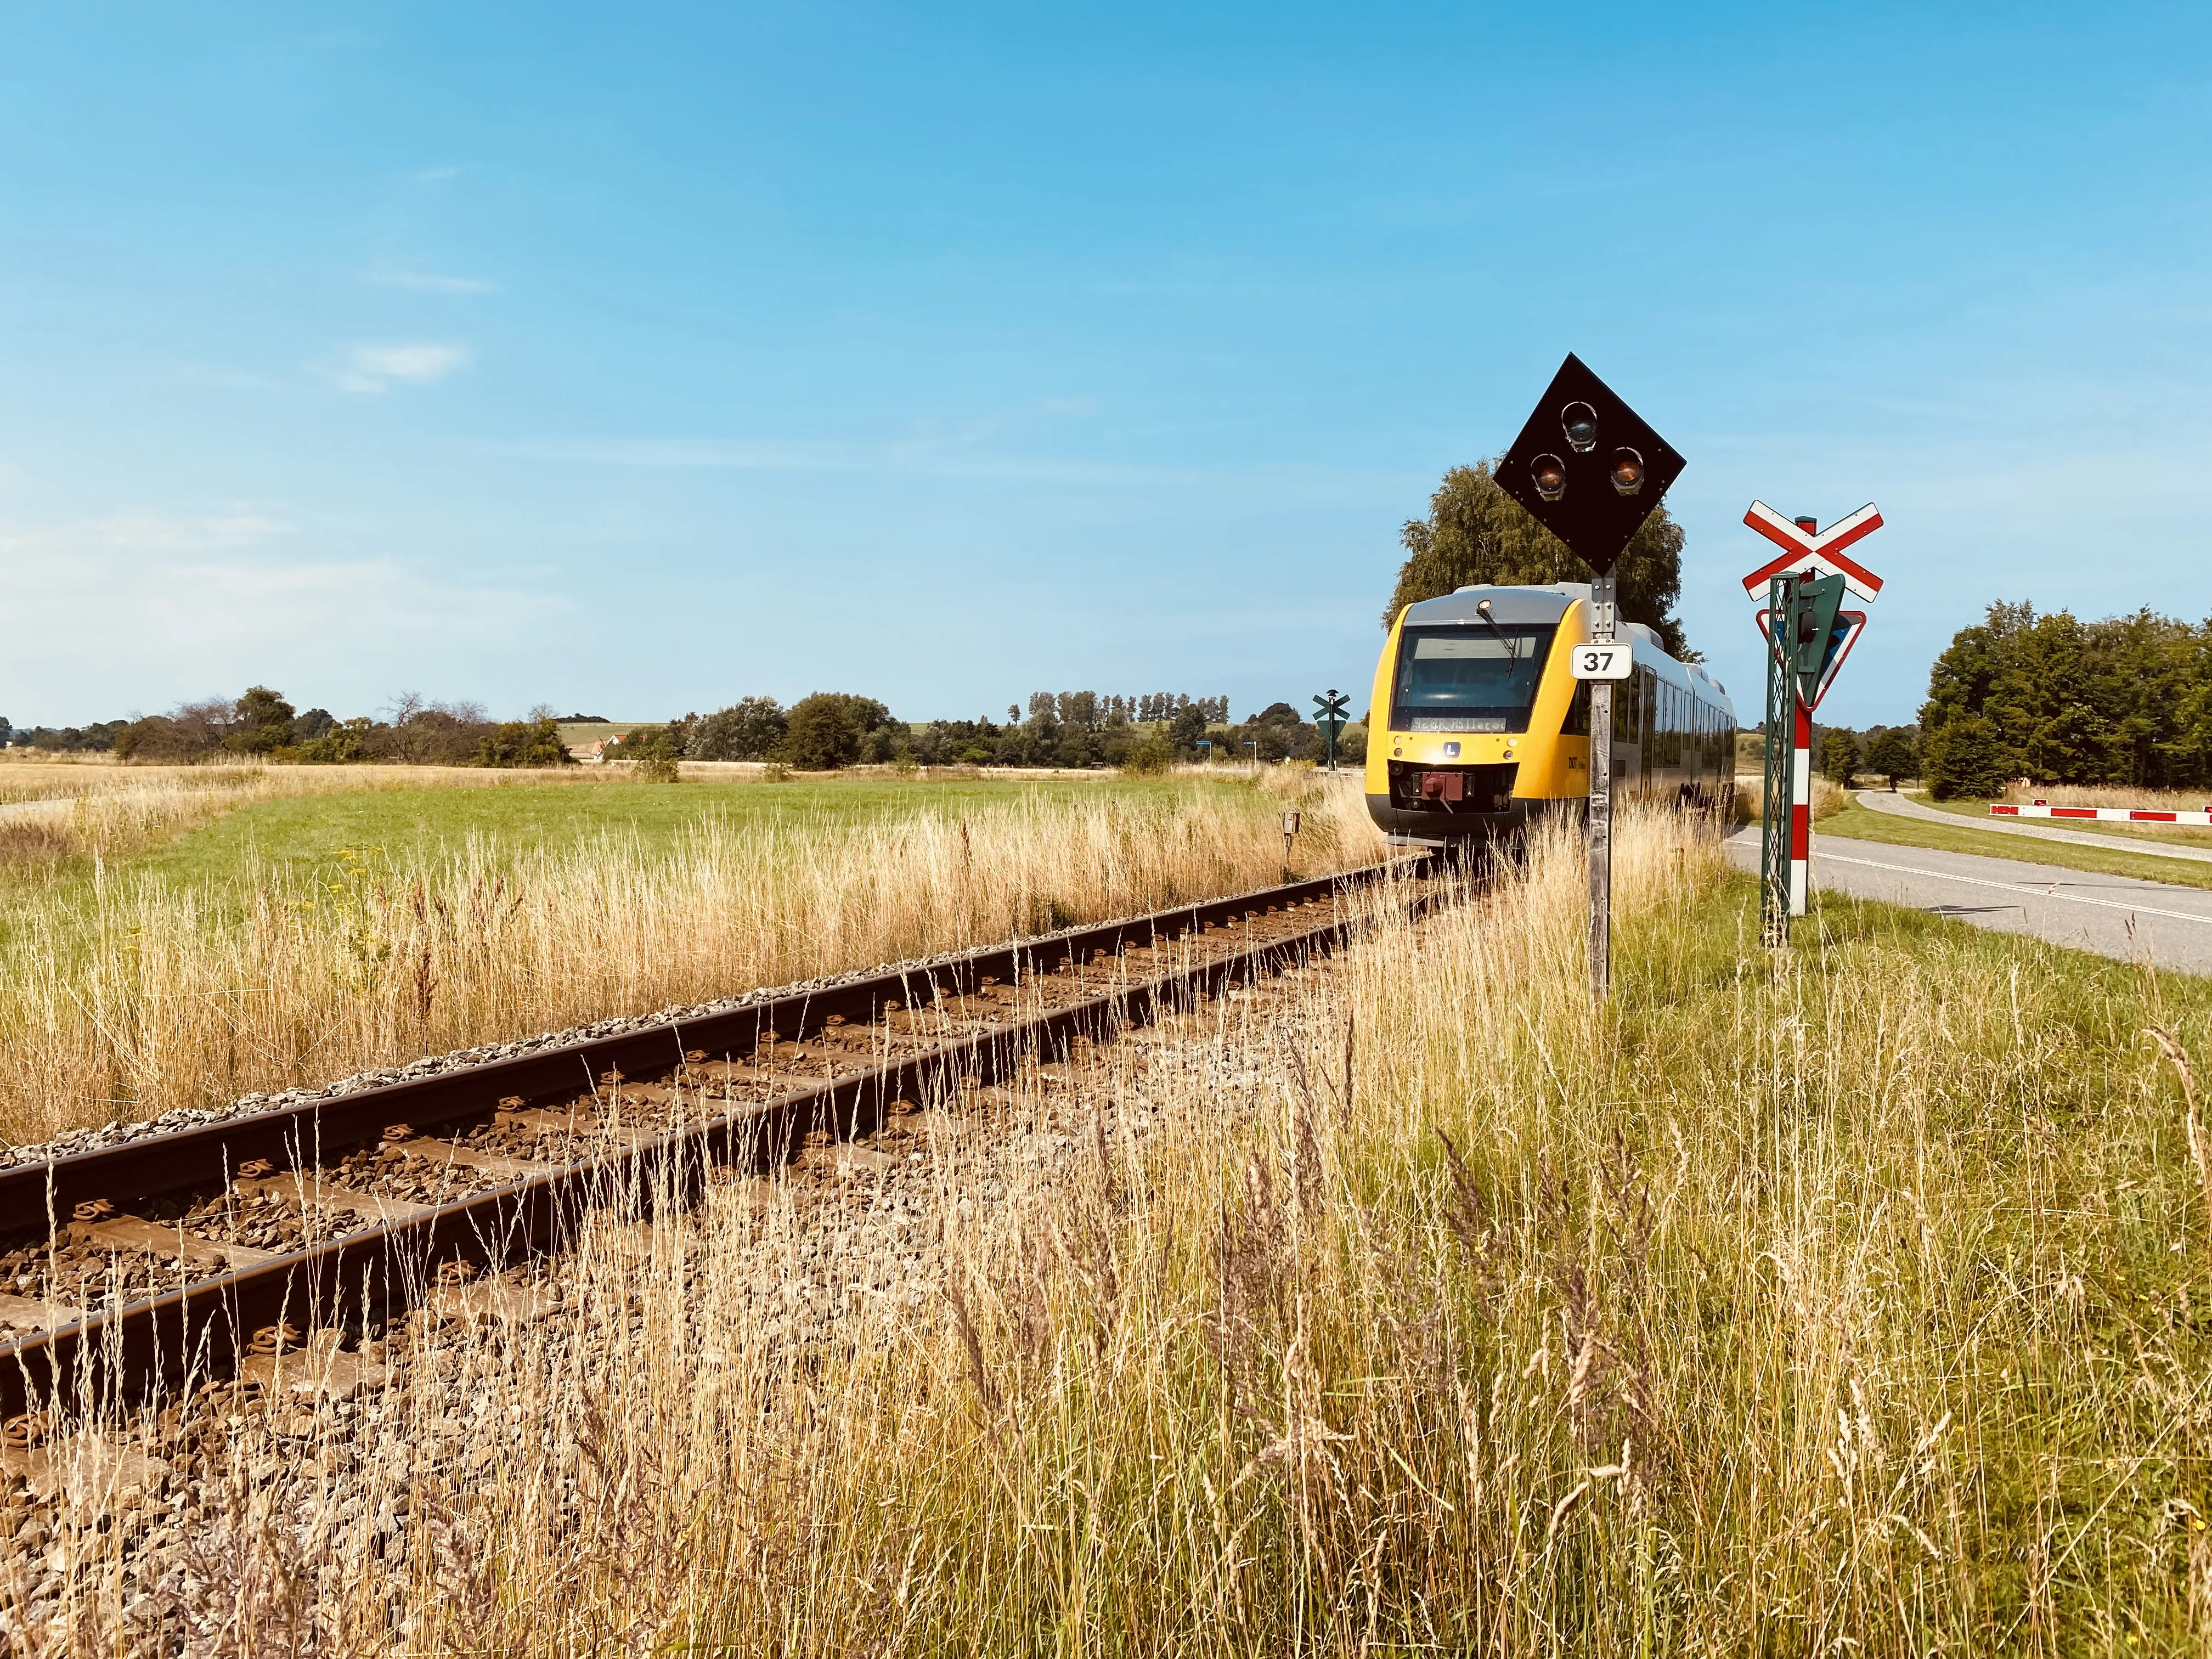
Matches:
[[0, 777, 1379, 1144], [1736, 771, 1850, 823], [30, 804, 2205, 1651], [1997, 780, 2212, 812]]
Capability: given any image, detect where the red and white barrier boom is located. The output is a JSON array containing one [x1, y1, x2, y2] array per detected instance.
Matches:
[[1743, 503, 1883, 941], [1994, 802, 2212, 825]]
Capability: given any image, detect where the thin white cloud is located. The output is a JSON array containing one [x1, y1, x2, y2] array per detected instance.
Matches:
[[366, 268, 498, 295], [335, 342, 472, 394], [91, 507, 293, 553]]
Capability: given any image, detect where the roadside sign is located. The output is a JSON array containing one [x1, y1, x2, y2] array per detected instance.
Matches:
[[1740, 501, 1885, 600], [1569, 641, 1633, 681], [1757, 607, 1866, 711]]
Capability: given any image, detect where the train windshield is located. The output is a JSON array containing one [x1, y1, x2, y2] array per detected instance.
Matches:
[[1391, 625, 1556, 733]]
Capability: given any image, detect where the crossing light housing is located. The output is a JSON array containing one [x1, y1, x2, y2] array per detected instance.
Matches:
[[1561, 402, 1599, 453], [1495, 354, 1685, 578]]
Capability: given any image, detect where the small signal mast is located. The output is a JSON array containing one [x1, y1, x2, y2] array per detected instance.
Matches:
[[1739, 502, 1884, 944], [1312, 689, 1351, 770]]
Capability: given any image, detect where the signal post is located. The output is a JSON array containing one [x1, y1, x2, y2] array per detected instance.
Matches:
[[1497, 355, 1686, 998], [1312, 689, 1350, 770], [1741, 503, 1884, 943]]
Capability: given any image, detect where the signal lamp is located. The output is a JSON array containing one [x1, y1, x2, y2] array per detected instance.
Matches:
[[1561, 402, 1599, 453], [1531, 453, 1567, 501], [1609, 447, 1645, 495]]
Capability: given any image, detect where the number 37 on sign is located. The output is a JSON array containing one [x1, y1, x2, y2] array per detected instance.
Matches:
[[1569, 642, 1633, 681]]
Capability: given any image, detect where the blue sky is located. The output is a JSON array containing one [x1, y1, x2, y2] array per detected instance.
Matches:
[[2, 3, 2207, 730]]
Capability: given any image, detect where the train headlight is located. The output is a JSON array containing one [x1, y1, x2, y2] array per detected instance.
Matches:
[[1531, 453, 1567, 501], [1561, 402, 1599, 453], [1609, 447, 1644, 495]]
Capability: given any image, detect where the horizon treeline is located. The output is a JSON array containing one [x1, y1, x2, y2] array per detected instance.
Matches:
[[10, 689, 573, 768], [11, 686, 1366, 772], [1917, 600, 2212, 797], [638, 690, 1359, 770]]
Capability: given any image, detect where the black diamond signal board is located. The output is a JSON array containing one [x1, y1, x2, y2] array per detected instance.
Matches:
[[1494, 353, 1685, 577]]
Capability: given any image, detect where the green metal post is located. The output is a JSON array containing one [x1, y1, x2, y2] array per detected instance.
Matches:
[[1762, 573, 1795, 946]]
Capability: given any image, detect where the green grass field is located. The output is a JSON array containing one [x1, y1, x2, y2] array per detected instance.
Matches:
[[121, 772, 1218, 889], [1818, 794, 2212, 891]]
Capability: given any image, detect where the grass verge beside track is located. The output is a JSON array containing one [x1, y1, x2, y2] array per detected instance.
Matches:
[[1815, 797, 2212, 891]]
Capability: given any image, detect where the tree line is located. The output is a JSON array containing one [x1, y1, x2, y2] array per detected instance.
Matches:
[[627, 690, 1346, 772], [1746, 597, 2212, 802], [1916, 601, 2212, 798], [1741, 723, 1922, 791], [12, 688, 573, 768], [15, 684, 1371, 775]]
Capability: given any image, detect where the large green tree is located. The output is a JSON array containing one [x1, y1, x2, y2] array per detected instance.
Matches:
[[1383, 460, 1691, 658], [225, 685, 297, 754], [687, 697, 788, 760], [781, 693, 898, 770], [1863, 728, 1919, 789], [1920, 601, 2209, 793]]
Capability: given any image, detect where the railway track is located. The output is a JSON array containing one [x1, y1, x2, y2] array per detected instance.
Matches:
[[0, 856, 1444, 1430]]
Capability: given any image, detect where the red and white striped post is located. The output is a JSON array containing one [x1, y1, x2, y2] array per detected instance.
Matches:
[[1787, 516, 1817, 915], [1790, 681, 1813, 913]]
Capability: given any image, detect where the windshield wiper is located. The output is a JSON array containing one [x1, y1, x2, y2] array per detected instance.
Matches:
[[1474, 599, 1520, 663]]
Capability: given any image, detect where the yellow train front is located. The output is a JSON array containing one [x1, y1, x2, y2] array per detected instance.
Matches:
[[1364, 582, 1737, 845]]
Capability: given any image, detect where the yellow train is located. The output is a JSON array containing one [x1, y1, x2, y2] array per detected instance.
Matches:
[[1364, 582, 1737, 845]]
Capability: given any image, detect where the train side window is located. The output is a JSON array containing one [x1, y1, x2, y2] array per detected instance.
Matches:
[[1561, 682, 1590, 736]]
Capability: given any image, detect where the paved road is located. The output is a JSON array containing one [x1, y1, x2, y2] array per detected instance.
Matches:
[[1724, 825, 2212, 974], [1853, 787, 2212, 865]]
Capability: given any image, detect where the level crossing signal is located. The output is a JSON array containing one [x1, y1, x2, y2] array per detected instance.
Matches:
[[1743, 505, 1884, 943], [1496, 354, 1686, 1000], [1312, 690, 1351, 770], [1740, 502, 1884, 600]]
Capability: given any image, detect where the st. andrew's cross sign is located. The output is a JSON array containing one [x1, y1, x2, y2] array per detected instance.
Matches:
[[1740, 501, 1885, 600], [1496, 354, 1685, 998]]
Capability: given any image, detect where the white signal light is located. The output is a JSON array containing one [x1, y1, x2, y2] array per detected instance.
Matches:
[[1561, 402, 1598, 453]]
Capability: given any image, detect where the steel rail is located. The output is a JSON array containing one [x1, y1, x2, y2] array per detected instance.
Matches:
[[1, 856, 1442, 1419]]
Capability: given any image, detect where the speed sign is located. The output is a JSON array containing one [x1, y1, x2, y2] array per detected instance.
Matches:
[[1569, 641, 1633, 681]]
